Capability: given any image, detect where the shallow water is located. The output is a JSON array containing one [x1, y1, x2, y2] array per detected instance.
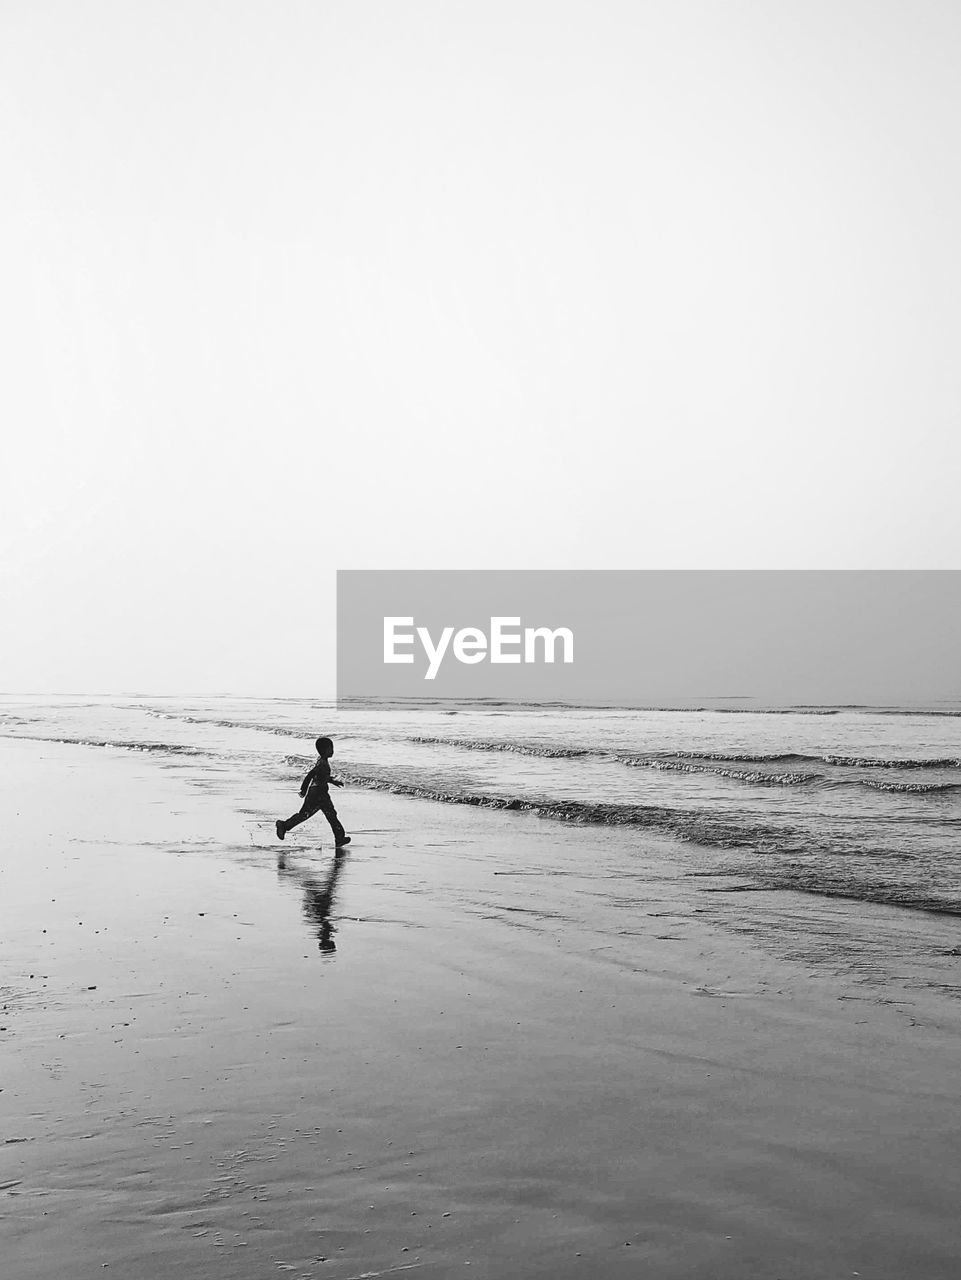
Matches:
[[3, 727, 961, 1280], [3, 694, 961, 915]]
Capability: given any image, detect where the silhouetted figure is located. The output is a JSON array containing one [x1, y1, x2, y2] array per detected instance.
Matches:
[[304, 854, 346, 952], [277, 848, 347, 953], [276, 736, 350, 847]]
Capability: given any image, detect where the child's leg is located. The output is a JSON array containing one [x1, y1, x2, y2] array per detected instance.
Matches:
[[316, 793, 348, 845], [280, 798, 318, 834]]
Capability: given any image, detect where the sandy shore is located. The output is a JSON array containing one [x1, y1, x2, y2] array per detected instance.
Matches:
[[2, 736, 961, 1279]]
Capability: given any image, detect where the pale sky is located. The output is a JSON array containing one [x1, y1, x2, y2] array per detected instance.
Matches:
[[2, 1, 960, 694]]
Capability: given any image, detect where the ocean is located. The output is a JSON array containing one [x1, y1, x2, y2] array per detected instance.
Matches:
[[3, 694, 961, 917]]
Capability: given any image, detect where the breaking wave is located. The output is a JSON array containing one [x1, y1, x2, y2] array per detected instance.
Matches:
[[619, 759, 817, 785], [5, 734, 207, 755], [405, 735, 961, 774], [409, 734, 593, 759], [328, 766, 961, 916], [860, 779, 961, 794]]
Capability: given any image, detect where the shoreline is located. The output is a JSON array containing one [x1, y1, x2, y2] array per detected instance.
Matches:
[[3, 737, 961, 1278]]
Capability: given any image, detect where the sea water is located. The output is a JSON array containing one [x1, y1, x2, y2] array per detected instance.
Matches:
[[3, 694, 961, 916]]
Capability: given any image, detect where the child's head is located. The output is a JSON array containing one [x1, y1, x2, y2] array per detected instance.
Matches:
[[315, 736, 334, 757]]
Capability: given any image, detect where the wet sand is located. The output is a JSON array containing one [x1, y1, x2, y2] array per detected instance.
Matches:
[[2, 737, 961, 1279]]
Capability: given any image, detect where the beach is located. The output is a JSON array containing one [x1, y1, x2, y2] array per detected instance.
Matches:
[[7, 0, 961, 1273], [3, 715, 961, 1279]]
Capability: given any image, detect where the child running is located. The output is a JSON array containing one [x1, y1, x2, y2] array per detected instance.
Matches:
[[276, 736, 351, 847]]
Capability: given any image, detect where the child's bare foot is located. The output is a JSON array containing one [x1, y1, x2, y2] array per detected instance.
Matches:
[[275, 820, 286, 841]]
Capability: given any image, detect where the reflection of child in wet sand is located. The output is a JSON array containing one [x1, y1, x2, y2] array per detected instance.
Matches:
[[276, 737, 350, 847], [277, 848, 347, 953]]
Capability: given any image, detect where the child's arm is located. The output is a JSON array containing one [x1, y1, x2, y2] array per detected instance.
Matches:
[[299, 763, 318, 797]]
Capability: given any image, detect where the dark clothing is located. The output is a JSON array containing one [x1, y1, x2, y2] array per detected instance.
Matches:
[[277, 751, 347, 845], [300, 758, 332, 795], [283, 788, 347, 845]]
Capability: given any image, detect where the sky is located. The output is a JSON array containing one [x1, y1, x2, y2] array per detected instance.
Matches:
[[2, 1, 960, 695]]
